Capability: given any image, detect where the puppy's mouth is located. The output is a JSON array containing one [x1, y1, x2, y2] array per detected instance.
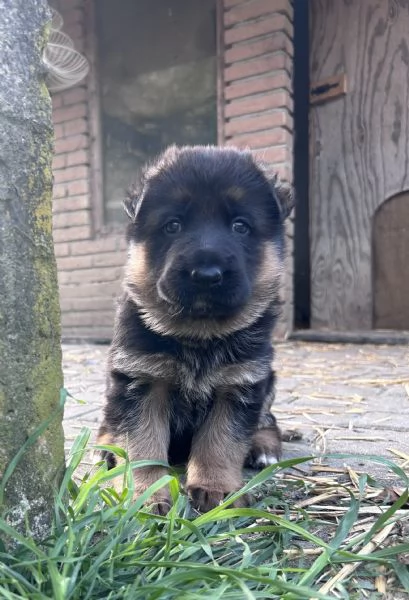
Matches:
[[157, 282, 247, 319], [188, 298, 220, 318]]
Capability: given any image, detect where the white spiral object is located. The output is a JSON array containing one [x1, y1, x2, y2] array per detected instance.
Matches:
[[44, 9, 89, 93]]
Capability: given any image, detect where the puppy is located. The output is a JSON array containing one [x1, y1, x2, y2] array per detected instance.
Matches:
[[97, 145, 293, 513]]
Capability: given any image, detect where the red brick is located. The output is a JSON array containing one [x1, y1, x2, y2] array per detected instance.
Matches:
[[72, 37, 85, 54], [53, 225, 92, 243], [225, 14, 292, 45], [57, 250, 125, 271], [66, 179, 90, 196], [53, 183, 68, 199], [53, 165, 89, 184], [63, 7, 83, 27], [60, 281, 120, 299], [52, 94, 63, 109], [274, 162, 293, 182], [63, 118, 88, 136], [59, 0, 83, 9], [53, 243, 70, 257], [53, 195, 90, 213], [53, 124, 64, 140], [53, 103, 87, 124], [60, 297, 116, 313], [225, 72, 291, 100], [252, 146, 292, 164], [57, 254, 93, 271], [61, 325, 114, 338], [92, 251, 126, 268], [53, 210, 91, 229], [118, 236, 128, 251], [225, 111, 292, 137], [225, 91, 292, 118], [71, 237, 119, 256], [225, 52, 291, 82], [61, 310, 114, 328], [64, 23, 84, 43], [62, 86, 87, 106], [58, 266, 123, 285], [66, 149, 89, 167], [225, 0, 292, 27], [224, 0, 246, 7], [52, 154, 66, 170], [225, 32, 292, 64], [54, 134, 88, 155], [226, 128, 291, 149]]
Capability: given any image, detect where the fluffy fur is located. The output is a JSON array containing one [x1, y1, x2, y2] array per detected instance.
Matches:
[[97, 145, 293, 513]]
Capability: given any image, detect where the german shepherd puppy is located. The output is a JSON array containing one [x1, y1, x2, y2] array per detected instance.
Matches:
[[97, 145, 293, 513]]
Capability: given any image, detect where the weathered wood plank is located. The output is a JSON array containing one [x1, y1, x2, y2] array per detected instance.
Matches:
[[309, 0, 409, 330]]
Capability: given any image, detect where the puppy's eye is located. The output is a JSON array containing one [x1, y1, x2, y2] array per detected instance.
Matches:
[[164, 220, 182, 234], [232, 220, 250, 235]]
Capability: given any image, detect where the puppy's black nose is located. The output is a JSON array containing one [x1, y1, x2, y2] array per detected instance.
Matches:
[[191, 266, 222, 285]]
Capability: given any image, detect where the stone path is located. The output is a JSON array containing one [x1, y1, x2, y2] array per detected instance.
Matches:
[[62, 341, 409, 482]]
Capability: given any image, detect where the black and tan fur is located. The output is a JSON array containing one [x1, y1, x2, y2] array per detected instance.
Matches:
[[97, 145, 294, 513]]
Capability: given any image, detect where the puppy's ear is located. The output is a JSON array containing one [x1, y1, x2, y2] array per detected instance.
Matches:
[[271, 175, 295, 220], [123, 185, 141, 221], [257, 161, 295, 219]]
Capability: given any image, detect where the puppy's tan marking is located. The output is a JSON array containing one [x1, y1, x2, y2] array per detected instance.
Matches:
[[218, 360, 270, 388], [133, 242, 282, 340], [125, 242, 149, 290], [186, 396, 250, 512], [170, 186, 191, 200], [96, 423, 114, 446], [111, 348, 177, 380], [225, 186, 246, 201], [96, 431, 113, 446], [114, 382, 171, 514]]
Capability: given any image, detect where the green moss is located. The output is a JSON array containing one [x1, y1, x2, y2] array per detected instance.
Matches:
[[0, 2, 65, 541], [29, 112, 64, 465]]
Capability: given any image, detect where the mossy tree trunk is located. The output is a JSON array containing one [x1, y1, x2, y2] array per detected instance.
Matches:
[[0, 0, 65, 538]]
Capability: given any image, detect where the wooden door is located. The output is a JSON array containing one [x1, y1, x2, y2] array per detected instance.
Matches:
[[373, 192, 409, 329], [309, 0, 409, 330]]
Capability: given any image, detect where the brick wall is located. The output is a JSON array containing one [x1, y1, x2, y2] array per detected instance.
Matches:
[[51, 0, 294, 340], [51, 0, 126, 340], [220, 0, 294, 337]]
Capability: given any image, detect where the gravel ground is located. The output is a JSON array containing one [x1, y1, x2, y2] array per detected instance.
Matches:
[[62, 341, 409, 481]]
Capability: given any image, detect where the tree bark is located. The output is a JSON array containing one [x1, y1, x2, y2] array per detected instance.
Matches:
[[0, 0, 65, 538]]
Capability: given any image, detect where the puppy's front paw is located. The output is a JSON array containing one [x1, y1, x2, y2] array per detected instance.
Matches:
[[146, 493, 172, 516], [187, 485, 249, 512], [129, 466, 172, 514], [245, 426, 282, 469]]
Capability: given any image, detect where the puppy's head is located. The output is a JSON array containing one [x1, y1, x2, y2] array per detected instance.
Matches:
[[124, 145, 294, 339]]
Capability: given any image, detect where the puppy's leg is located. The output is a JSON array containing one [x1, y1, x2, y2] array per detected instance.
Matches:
[[186, 387, 262, 512], [96, 422, 116, 469], [245, 370, 282, 468], [110, 381, 171, 514], [245, 413, 282, 469]]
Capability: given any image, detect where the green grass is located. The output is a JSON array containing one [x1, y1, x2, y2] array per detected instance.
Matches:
[[0, 427, 408, 599]]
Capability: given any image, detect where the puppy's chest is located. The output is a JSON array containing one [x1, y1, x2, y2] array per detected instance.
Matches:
[[174, 347, 226, 400], [168, 344, 270, 403]]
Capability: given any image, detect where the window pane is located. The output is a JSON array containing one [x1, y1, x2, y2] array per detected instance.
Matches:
[[96, 0, 217, 223]]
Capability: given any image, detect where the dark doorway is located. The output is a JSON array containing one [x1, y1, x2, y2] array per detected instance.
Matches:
[[373, 193, 409, 330], [293, 0, 310, 329]]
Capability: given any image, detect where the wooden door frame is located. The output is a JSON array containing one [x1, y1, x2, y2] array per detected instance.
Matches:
[[291, 0, 409, 344], [293, 0, 311, 329]]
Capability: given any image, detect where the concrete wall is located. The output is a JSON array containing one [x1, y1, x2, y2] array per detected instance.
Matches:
[[51, 0, 294, 340]]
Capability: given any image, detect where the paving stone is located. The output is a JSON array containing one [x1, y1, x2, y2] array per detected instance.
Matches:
[[62, 341, 409, 483]]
